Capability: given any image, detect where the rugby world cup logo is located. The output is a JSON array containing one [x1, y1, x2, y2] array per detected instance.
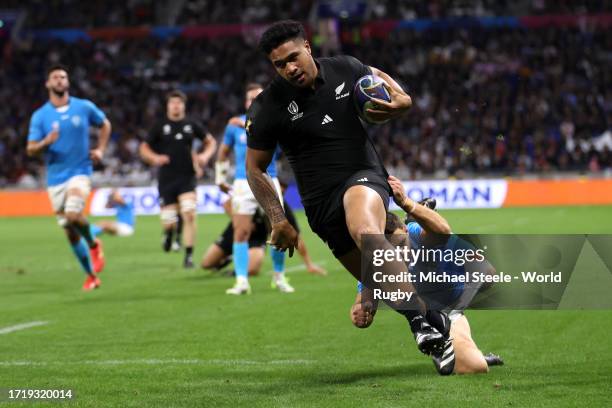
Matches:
[[288, 100, 303, 121], [288, 100, 299, 115]]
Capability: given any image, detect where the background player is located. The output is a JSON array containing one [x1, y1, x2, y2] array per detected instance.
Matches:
[[139, 90, 217, 268], [201, 195, 327, 277], [215, 83, 293, 294], [90, 189, 135, 238], [26, 64, 111, 291], [201, 200, 268, 276], [245, 21, 448, 353]]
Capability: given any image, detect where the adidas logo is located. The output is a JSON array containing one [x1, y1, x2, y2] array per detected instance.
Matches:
[[357, 177, 368, 182], [321, 114, 333, 125]]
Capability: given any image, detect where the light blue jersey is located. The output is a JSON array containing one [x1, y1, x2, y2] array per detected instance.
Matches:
[[115, 202, 135, 227], [407, 222, 465, 303], [223, 114, 277, 179], [27, 97, 106, 186], [359, 223, 468, 305]]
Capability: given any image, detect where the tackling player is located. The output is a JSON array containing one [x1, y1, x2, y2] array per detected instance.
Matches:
[[351, 178, 504, 375], [216, 83, 293, 294], [139, 90, 217, 268], [90, 189, 135, 238], [245, 20, 448, 354], [26, 64, 110, 291]]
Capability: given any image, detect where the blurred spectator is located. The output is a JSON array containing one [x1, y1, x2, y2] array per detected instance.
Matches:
[[0, 13, 610, 187]]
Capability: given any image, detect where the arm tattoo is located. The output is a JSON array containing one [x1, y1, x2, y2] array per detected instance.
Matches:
[[247, 169, 286, 224]]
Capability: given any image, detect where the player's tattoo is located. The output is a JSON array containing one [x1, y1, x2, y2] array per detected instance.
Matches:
[[247, 169, 286, 224]]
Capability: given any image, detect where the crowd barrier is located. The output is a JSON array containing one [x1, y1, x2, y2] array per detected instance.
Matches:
[[1, 178, 611, 217]]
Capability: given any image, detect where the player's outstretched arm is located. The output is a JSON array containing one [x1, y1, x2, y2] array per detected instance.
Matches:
[[246, 147, 298, 256], [388, 175, 451, 235]]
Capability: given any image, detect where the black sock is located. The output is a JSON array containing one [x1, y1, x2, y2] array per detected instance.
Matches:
[[176, 215, 183, 243], [163, 228, 174, 251], [185, 246, 193, 257], [75, 222, 96, 248], [398, 309, 425, 333], [425, 310, 449, 337]]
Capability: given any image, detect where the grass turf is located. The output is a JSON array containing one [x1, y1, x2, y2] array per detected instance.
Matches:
[[1, 205, 611, 407]]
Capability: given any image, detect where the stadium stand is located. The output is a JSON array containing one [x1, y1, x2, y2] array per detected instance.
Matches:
[[0, 1, 610, 187]]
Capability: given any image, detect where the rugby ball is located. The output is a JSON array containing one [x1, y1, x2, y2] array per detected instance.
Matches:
[[354, 75, 391, 124]]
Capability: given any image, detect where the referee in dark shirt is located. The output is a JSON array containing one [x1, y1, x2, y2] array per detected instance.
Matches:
[[245, 20, 452, 357], [140, 90, 217, 268]]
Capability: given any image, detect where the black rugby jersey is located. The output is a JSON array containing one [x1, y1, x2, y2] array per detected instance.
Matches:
[[246, 55, 387, 206], [147, 118, 206, 183]]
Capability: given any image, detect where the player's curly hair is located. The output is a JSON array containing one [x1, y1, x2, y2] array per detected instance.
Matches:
[[258, 20, 306, 54]]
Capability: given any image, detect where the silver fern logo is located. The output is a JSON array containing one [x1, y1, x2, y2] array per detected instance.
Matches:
[[335, 82, 349, 100]]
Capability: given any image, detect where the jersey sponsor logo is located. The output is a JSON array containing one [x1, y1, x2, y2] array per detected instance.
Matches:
[[163, 124, 171, 135], [183, 124, 193, 133], [61, 114, 69, 120], [71, 115, 81, 127], [288, 100, 303, 121], [175, 133, 183, 140], [321, 114, 333, 125], [335, 82, 349, 100]]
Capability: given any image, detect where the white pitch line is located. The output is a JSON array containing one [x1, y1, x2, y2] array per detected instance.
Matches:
[[0, 321, 49, 335], [0, 359, 314, 367]]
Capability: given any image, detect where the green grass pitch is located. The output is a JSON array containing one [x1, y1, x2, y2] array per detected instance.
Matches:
[[1, 206, 611, 407]]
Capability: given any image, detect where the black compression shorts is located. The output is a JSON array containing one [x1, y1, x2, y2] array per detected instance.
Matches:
[[215, 219, 268, 255], [304, 169, 390, 258], [158, 177, 196, 207]]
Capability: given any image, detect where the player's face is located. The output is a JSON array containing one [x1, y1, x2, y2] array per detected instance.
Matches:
[[45, 69, 69, 96], [167, 97, 186, 119], [269, 39, 317, 89], [245, 87, 262, 110]]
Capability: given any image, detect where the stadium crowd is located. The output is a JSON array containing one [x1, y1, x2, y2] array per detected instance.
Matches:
[[0, 6, 610, 187]]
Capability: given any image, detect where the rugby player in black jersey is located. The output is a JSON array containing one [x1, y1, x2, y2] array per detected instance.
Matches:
[[245, 20, 450, 355], [140, 90, 217, 268]]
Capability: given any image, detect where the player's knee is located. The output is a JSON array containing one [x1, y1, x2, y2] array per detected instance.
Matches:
[[349, 224, 382, 245], [200, 257, 215, 270], [64, 196, 85, 222], [64, 211, 81, 225], [160, 208, 178, 226], [233, 227, 250, 243], [248, 265, 260, 276], [179, 199, 197, 219]]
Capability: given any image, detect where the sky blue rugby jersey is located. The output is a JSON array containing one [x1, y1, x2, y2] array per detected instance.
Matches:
[[407, 222, 466, 304], [27, 97, 106, 186], [115, 201, 135, 227], [223, 114, 277, 179], [358, 223, 470, 306]]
